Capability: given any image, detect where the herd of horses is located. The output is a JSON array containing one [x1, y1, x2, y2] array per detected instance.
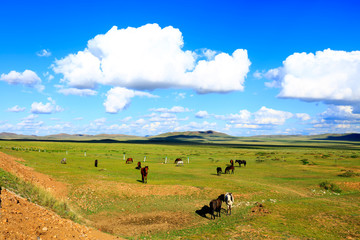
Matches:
[[60, 156, 242, 218], [217, 159, 247, 175]]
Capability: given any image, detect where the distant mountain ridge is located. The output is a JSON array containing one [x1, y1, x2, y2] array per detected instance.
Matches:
[[1, 131, 360, 142]]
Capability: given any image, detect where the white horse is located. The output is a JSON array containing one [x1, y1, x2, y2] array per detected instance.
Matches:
[[224, 192, 234, 215]]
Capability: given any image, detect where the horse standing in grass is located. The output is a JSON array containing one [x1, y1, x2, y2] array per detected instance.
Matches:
[[224, 192, 234, 215], [94, 159, 98, 167], [225, 165, 235, 174], [141, 166, 149, 183], [235, 160, 246, 167], [135, 161, 141, 169], [61, 158, 66, 164], [230, 159, 234, 166], [209, 194, 223, 219], [217, 167, 222, 176], [174, 158, 182, 164], [126, 158, 133, 164]]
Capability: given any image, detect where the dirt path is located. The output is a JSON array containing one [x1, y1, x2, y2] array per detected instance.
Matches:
[[0, 151, 121, 239]]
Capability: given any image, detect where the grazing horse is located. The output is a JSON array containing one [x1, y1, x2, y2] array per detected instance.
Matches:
[[230, 159, 234, 166], [126, 158, 133, 164], [225, 165, 235, 174], [61, 158, 66, 164], [235, 160, 246, 167], [141, 166, 149, 183], [94, 159, 98, 167], [174, 158, 182, 164], [224, 192, 234, 215], [217, 167, 222, 176], [209, 194, 223, 219], [135, 161, 141, 169]]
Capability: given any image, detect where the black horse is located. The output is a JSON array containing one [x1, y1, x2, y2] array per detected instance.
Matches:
[[217, 167, 222, 176], [235, 160, 246, 167]]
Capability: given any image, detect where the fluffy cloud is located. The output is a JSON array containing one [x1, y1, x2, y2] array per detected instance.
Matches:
[[195, 110, 210, 118], [254, 107, 293, 125], [320, 105, 360, 120], [31, 97, 63, 114], [53, 24, 250, 94], [7, 105, 26, 112], [0, 70, 44, 91], [104, 87, 158, 113], [266, 49, 360, 105]]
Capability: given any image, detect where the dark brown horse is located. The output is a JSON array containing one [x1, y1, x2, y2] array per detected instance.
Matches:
[[209, 194, 224, 219], [225, 165, 235, 174], [235, 160, 246, 167], [141, 166, 149, 183], [174, 158, 182, 164], [135, 161, 141, 169], [217, 167, 222, 176], [94, 159, 98, 167], [126, 158, 133, 164], [230, 159, 234, 166]]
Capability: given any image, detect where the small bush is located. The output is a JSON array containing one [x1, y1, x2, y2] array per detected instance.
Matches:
[[300, 159, 309, 165], [338, 170, 359, 177], [319, 181, 342, 193]]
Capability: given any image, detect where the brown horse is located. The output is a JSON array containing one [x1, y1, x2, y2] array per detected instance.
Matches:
[[141, 166, 149, 183], [126, 158, 133, 164], [135, 161, 141, 169], [174, 158, 182, 164], [225, 165, 235, 174], [230, 159, 234, 166], [209, 194, 224, 219]]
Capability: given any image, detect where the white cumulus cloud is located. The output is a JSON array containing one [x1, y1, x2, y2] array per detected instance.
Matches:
[[31, 97, 63, 114], [53, 23, 251, 94], [195, 110, 210, 118], [0, 70, 44, 91], [266, 49, 360, 105], [254, 106, 293, 125], [104, 87, 158, 113]]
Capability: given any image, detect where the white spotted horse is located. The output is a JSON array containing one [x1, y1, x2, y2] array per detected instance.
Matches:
[[224, 192, 234, 215]]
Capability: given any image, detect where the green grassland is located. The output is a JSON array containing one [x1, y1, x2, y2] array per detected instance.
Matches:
[[0, 138, 359, 239]]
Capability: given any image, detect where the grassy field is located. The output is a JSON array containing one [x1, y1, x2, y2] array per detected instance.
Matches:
[[0, 138, 359, 239]]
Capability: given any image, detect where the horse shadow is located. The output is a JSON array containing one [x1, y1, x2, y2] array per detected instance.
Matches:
[[195, 205, 211, 219], [195, 205, 227, 219], [136, 180, 143, 183]]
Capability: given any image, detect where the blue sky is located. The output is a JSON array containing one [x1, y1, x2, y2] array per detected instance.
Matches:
[[1, 0, 360, 136]]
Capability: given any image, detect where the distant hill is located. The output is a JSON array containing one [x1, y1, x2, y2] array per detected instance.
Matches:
[[148, 130, 237, 143], [312, 133, 360, 141], [1, 131, 360, 143]]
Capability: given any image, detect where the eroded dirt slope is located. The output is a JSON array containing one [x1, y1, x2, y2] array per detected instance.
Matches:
[[0, 152, 120, 239]]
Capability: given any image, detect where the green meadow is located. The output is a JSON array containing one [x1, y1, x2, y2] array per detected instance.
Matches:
[[0, 138, 359, 239]]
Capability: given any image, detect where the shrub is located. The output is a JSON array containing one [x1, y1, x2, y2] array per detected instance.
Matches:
[[338, 170, 359, 177], [300, 159, 309, 165], [319, 181, 342, 193]]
